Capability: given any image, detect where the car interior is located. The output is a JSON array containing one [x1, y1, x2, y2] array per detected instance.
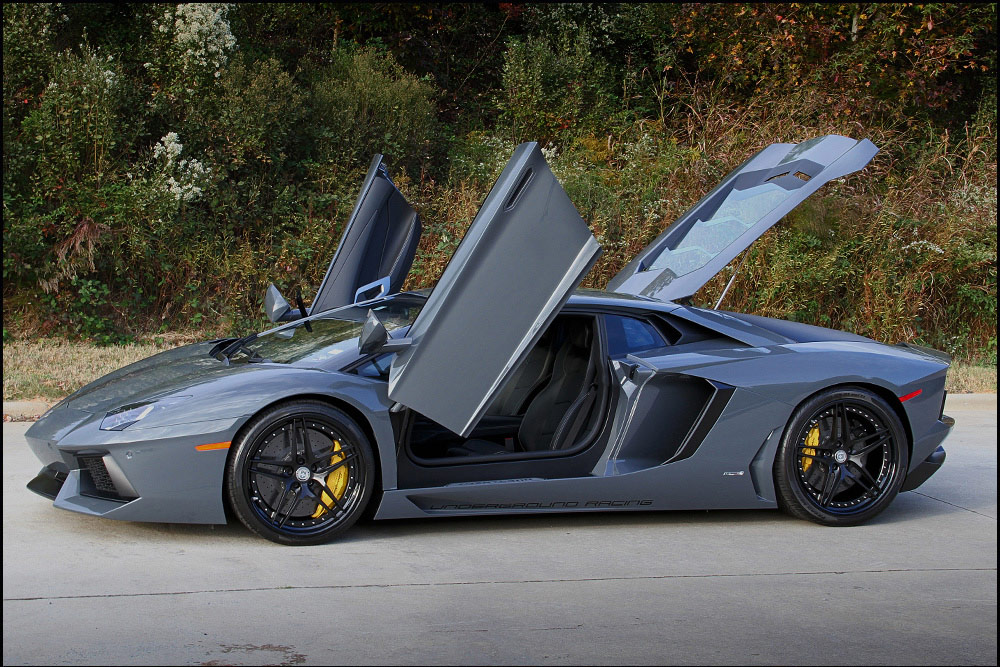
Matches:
[[405, 314, 608, 462], [347, 308, 715, 470]]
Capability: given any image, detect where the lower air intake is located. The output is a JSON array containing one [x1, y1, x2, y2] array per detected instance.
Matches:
[[78, 455, 124, 500]]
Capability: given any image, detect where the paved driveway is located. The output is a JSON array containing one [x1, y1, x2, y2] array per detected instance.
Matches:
[[3, 403, 996, 665]]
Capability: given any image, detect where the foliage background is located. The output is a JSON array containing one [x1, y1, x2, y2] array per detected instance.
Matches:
[[3, 3, 996, 362]]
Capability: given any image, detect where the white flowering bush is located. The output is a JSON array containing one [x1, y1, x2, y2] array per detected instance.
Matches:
[[152, 132, 210, 203], [144, 2, 236, 97], [154, 3, 236, 80]]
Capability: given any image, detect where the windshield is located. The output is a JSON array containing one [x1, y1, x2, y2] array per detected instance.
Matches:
[[231, 300, 421, 366]]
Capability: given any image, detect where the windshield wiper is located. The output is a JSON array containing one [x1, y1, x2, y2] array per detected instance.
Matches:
[[219, 333, 264, 362]]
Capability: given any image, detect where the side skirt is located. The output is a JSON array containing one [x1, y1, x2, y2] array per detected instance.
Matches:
[[374, 464, 777, 520]]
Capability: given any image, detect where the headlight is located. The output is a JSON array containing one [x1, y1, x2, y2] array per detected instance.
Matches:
[[100, 396, 190, 431]]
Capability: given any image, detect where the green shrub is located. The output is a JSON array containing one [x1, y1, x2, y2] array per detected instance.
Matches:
[[10, 45, 135, 295], [307, 46, 437, 179], [498, 30, 616, 144], [2, 4, 56, 133]]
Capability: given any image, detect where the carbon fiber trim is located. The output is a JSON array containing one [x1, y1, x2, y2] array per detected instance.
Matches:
[[665, 381, 736, 463]]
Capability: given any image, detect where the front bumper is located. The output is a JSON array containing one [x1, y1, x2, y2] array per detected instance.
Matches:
[[27, 463, 68, 500], [25, 410, 243, 525]]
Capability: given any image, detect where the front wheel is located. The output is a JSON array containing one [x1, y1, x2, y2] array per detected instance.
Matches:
[[226, 400, 375, 545], [774, 387, 909, 526]]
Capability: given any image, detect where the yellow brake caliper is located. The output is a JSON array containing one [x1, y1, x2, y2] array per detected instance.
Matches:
[[801, 426, 820, 473], [311, 440, 349, 518]]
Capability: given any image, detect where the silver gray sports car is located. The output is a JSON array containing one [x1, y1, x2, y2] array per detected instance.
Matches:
[[26, 136, 953, 545]]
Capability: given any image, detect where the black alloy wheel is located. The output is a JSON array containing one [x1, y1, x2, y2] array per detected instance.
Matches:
[[227, 400, 375, 545], [774, 387, 909, 526]]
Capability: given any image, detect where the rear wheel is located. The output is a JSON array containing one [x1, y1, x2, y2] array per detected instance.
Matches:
[[226, 400, 375, 545], [774, 387, 908, 526]]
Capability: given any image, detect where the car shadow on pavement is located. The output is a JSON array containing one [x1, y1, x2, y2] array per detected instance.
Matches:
[[352, 494, 972, 542], [21, 486, 977, 546]]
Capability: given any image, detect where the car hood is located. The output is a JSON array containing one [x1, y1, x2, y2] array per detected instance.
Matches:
[[29, 342, 380, 447], [61, 341, 247, 414]]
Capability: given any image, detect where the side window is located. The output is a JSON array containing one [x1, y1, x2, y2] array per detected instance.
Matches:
[[604, 314, 667, 358], [354, 353, 393, 380]]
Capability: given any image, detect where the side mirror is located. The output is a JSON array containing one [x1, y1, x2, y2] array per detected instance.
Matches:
[[359, 310, 411, 355], [264, 283, 291, 323]]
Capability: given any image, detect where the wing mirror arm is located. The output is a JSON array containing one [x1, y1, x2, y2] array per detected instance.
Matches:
[[380, 337, 412, 353], [359, 309, 412, 355]]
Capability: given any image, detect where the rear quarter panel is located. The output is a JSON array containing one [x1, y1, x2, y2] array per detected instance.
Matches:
[[640, 340, 949, 475]]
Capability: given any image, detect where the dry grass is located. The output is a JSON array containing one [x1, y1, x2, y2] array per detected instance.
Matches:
[[946, 361, 998, 394], [3, 339, 995, 404], [2, 340, 182, 401]]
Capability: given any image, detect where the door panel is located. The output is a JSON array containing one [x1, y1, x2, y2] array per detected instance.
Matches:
[[311, 155, 422, 314], [607, 135, 878, 302], [388, 142, 602, 437]]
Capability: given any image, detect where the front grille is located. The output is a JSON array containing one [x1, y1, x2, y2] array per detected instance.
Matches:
[[78, 455, 123, 500]]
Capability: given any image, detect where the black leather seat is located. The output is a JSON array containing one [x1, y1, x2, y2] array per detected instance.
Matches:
[[449, 323, 597, 457], [486, 332, 555, 416]]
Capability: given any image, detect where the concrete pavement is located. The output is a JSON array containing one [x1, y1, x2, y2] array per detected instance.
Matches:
[[2, 405, 996, 665]]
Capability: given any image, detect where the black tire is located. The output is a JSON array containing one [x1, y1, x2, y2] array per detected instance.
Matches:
[[226, 400, 375, 545], [774, 387, 909, 526]]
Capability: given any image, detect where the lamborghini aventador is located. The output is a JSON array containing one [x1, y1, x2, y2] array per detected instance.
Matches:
[[26, 136, 952, 545]]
